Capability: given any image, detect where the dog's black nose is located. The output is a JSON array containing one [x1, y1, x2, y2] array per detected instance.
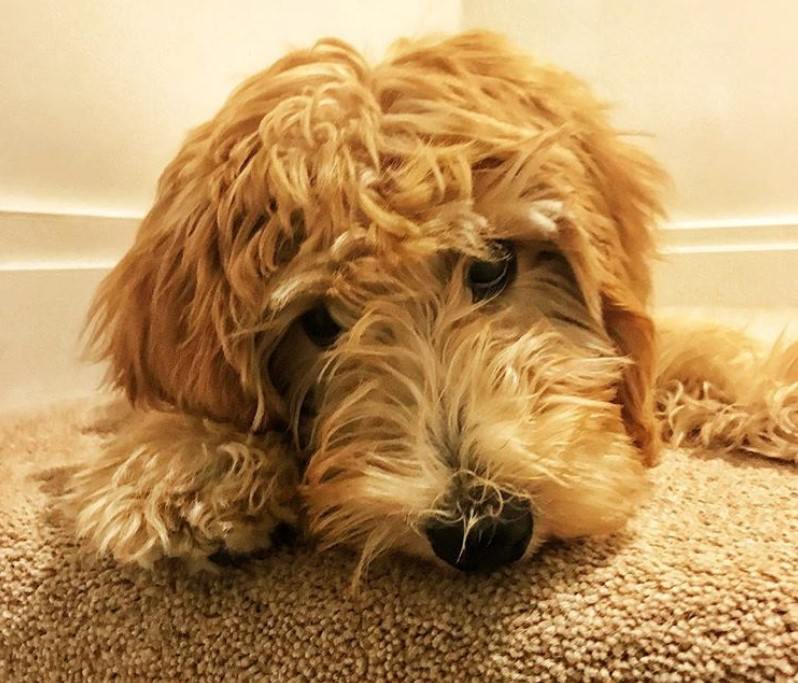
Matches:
[[424, 497, 533, 572]]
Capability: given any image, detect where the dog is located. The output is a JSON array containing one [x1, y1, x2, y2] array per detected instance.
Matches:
[[66, 32, 798, 580]]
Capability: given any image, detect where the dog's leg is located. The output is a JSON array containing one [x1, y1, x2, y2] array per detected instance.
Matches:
[[655, 319, 798, 462], [65, 409, 299, 569]]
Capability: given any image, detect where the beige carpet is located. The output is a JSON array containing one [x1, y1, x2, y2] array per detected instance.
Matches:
[[1, 400, 796, 682]]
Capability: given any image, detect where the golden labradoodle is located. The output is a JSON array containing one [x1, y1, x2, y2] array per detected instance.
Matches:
[[67, 32, 798, 579]]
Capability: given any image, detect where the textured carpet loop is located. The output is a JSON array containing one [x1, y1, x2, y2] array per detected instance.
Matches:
[[0, 401, 797, 682]]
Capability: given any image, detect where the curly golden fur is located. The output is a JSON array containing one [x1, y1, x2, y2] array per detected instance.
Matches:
[[65, 32, 797, 580]]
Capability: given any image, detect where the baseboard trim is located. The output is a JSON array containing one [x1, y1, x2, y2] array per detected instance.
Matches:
[[0, 210, 138, 272], [2, 210, 797, 291], [662, 215, 798, 255], [0, 260, 120, 273]]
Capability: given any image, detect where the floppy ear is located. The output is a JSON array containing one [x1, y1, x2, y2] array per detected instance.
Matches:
[[597, 136, 665, 468], [559, 130, 666, 467], [86, 123, 284, 430], [88, 39, 371, 430], [562, 236, 660, 467], [602, 286, 659, 466]]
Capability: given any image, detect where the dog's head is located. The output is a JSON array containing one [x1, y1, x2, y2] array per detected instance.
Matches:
[[89, 32, 665, 575]]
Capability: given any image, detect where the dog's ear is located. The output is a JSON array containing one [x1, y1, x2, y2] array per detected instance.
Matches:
[[557, 132, 665, 467], [86, 124, 285, 430], [87, 40, 365, 430], [562, 239, 660, 467], [602, 286, 659, 466]]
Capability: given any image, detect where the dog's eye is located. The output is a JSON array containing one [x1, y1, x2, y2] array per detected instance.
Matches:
[[467, 241, 517, 301], [301, 304, 343, 347]]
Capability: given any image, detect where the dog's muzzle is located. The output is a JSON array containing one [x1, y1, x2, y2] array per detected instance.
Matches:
[[424, 494, 533, 572]]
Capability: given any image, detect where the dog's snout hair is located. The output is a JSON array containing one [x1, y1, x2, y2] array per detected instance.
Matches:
[[271, 250, 650, 577], [68, 31, 798, 581]]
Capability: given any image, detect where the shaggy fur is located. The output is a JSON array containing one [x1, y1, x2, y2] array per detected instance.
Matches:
[[65, 32, 798, 579]]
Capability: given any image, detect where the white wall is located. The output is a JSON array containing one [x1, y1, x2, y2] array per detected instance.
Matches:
[[463, 0, 798, 223], [463, 0, 798, 313], [2, 1, 796, 410], [0, 0, 460, 410], [0, 0, 461, 216], [6, 1, 795, 222]]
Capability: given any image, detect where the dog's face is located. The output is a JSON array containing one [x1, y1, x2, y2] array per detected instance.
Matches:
[[90, 33, 664, 574], [269, 234, 647, 575]]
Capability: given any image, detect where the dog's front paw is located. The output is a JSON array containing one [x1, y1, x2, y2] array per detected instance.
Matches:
[[208, 522, 298, 567], [65, 410, 299, 568]]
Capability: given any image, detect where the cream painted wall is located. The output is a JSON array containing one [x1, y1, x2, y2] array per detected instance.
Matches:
[[4, 1, 795, 221], [0, 0, 461, 216], [463, 0, 798, 222], [2, 2, 796, 410], [0, 1, 460, 410]]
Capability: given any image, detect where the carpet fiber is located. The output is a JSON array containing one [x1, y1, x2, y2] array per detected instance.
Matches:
[[1, 400, 796, 682]]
